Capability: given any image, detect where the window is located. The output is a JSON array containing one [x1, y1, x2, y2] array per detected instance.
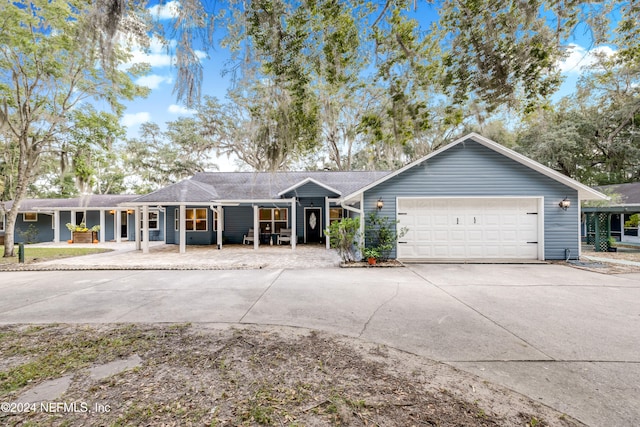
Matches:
[[23, 212, 37, 222], [259, 208, 288, 233], [175, 208, 208, 231], [329, 208, 345, 224], [0, 211, 4, 231], [75, 211, 86, 225], [141, 211, 159, 230]]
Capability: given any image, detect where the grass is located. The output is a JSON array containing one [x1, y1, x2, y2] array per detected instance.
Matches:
[[0, 246, 112, 265]]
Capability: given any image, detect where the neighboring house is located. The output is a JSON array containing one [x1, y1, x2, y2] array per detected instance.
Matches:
[[0, 195, 164, 244], [124, 133, 606, 260], [582, 182, 640, 247], [1, 133, 607, 260]]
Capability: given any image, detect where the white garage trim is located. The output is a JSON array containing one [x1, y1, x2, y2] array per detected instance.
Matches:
[[396, 196, 545, 261]]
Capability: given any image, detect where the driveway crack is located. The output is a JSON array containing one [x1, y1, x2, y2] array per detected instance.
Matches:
[[359, 282, 400, 338], [407, 265, 556, 361], [239, 269, 284, 323]]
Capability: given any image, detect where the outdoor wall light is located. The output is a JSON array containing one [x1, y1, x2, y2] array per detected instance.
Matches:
[[376, 198, 384, 210], [109, 210, 115, 215], [559, 197, 571, 211]]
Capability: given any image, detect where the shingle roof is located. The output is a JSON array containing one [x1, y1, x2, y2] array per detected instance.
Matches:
[[1, 195, 139, 211], [595, 182, 640, 205], [130, 179, 219, 203], [190, 171, 391, 200]]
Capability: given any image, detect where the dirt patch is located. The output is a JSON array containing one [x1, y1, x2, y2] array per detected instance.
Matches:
[[0, 324, 581, 426]]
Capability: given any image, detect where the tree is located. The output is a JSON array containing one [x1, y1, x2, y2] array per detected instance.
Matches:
[[124, 120, 217, 193], [0, 0, 146, 257]]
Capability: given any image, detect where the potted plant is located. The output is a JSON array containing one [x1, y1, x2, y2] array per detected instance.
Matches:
[[66, 223, 100, 243], [362, 247, 381, 265], [607, 237, 618, 252]]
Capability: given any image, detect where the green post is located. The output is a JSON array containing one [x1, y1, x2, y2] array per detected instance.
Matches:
[[18, 243, 25, 263]]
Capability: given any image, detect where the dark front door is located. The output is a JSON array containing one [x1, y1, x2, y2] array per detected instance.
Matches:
[[120, 211, 128, 238], [305, 208, 322, 243]]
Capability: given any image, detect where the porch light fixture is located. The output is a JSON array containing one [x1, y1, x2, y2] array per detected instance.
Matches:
[[109, 210, 115, 215], [559, 197, 571, 211], [376, 198, 384, 210]]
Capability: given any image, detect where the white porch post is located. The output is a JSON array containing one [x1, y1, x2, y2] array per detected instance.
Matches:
[[134, 208, 141, 250], [291, 198, 297, 251], [115, 210, 122, 243], [142, 205, 149, 254], [53, 211, 60, 243], [253, 205, 259, 250], [70, 210, 76, 227], [179, 205, 186, 254], [216, 206, 223, 250], [325, 197, 330, 250], [99, 210, 105, 243]]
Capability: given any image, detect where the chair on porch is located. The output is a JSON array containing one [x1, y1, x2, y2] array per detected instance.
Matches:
[[277, 228, 292, 245], [243, 228, 255, 245]]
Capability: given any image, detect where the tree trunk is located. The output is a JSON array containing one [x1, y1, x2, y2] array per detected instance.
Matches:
[[3, 207, 18, 257]]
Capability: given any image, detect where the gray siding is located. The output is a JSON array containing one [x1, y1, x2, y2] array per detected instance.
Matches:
[[59, 211, 71, 241], [14, 213, 53, 243], [166, 206, 215, 246], [281, 182, 340, 198], [223, 206, 254, 244], [363, 140, 579, 260]]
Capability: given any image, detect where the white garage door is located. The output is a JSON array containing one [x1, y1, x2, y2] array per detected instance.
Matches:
[[397, 198, 540, 260]]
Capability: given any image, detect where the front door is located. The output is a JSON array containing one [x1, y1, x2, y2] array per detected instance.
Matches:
[[305, 208, 322, 243], [120, 211, 128, 239]]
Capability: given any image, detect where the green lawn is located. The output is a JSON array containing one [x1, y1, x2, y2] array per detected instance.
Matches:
[[0, 246, 112, 265]]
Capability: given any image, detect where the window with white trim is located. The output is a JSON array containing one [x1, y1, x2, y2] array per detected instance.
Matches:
[[329, 207, 345, 225], [23, 212, 38, 222], [259, 208, 288, 233], [175, 208, 208, 231], [141, 211, 159, 230]]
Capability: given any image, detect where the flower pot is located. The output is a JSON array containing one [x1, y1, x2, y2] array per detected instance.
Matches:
[[72, 231, 95, 244], [608, 247, 617, 252], [367, 257, 377, 265]]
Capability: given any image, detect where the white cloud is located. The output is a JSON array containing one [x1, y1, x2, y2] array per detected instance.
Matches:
[[168, 104, 197, 115], [121, 112, 151, 127], [128, 37, 174, 68], [557, 44, 616, 74], [149, 0, 181, 20], [136, 74, 173, 89]]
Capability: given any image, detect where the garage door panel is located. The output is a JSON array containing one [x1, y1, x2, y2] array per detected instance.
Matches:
[[397, 197, 540, 260]]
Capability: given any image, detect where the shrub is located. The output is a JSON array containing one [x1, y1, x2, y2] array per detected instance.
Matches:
[[325, 217, 360, 263]]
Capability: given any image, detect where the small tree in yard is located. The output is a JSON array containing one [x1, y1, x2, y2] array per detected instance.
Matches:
[[325, 217, 361, 263], [364, 212, 408, 262]]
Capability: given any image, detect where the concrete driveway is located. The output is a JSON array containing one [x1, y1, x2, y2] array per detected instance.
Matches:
[[0, 264, 639, 426]]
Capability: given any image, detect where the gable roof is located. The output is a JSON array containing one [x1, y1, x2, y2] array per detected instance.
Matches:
[[342, 133, 608, 202], [190, 171, 390, 201], [277, 177, 342, 197]]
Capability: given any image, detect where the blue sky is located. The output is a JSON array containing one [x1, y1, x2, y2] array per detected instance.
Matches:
[[119, 1, 617, 171]]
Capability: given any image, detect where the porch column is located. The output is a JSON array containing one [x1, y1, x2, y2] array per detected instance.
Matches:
[[99, 210, 105, 243], [291, 198, 297, 251], [134, 208, 141, 250], [115, 210, 122, 243], [70, 210, 76, 227], [325, 197, 330, 250], [142, 205, 149, 254], [253, 205, 259, 250], [216, 206, 223, 250], [53, 211, 60, 243], [179, 205, 186, 254]]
